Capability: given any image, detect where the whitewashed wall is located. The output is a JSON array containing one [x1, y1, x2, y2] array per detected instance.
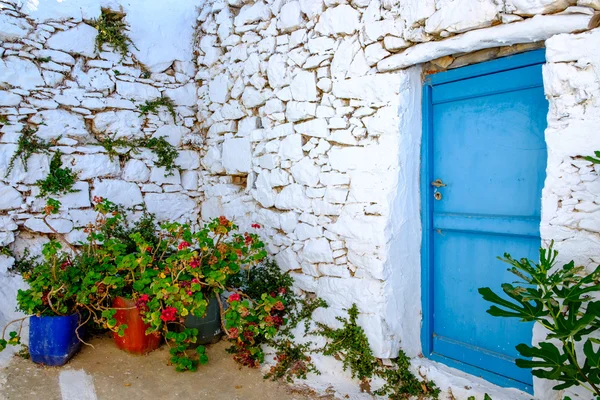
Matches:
[[2, 0, 600, 398]]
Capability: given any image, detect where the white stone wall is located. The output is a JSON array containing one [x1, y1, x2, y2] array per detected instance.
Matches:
[[193, 0, 599, 398], [3, 0, 600, 397], [0, 0, 202, 364]]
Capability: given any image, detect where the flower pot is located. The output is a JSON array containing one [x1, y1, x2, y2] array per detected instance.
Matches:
[[112, 296, 161, 354], [29, 313, 81, 366], [184, 295, 222, 346]]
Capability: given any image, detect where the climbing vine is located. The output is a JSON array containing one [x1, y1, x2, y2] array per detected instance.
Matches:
[[98, 135, 179, 174], [35, 151, 78, 197], [90, 8, 136, 58], [5, 126, 52, 178], [138, 96, 177, 123]]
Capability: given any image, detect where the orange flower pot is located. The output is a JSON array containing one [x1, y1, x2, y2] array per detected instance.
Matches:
[[112, 296, 161, 354]]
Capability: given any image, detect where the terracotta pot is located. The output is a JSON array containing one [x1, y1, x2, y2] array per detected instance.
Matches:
[[112, 296, 161, 354]]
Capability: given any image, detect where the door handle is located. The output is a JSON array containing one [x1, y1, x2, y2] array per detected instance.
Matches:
[[431, 179, 446, 188]]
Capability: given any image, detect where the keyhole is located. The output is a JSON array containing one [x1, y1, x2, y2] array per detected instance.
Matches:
[[434, 192, 442, 201]]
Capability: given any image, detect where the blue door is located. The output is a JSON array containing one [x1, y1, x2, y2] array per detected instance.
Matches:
[[421, 50, 548, 392]]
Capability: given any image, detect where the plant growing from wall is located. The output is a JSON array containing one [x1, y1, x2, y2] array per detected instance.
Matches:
[[479, 244, 600, 398], [138, 96, 177, 123], [5, 126, 52, 177], [98, 135, 179, 174], [312, 304, 439, 399], [90, 8, 136, 58], [35, 151, 78, 197]]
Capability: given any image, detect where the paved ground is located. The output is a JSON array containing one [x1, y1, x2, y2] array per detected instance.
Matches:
[[0, 335, 324, 400]]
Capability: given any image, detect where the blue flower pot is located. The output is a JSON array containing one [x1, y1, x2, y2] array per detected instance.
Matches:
[[29, 314, 81, 366]]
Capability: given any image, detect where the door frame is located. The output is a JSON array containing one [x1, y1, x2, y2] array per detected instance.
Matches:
[[420, 49, 547, 392]]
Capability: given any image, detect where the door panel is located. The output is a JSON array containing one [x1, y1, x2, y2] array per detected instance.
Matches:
[[421, 50, 548, 391]]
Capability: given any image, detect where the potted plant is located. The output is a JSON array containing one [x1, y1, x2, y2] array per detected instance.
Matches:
[[131, 216, 267, 371]]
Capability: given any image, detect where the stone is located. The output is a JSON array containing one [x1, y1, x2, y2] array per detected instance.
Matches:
[[330, 38, 360, 80], [150, 167, 181, 185], [275, 184, 308, 210], [32, 49, 76, 65], [209, 73, 232, 104], [294, 118, 329, 138], [0, 14, 32, 40], [364, 42, 391, 66], [303, 238, 333, 263], [0, 56, 44, 90], [286, 101, 316, 122], [399, 0, 436, 27], [92, 179, 143, 207], [506, 0, 573, 15], [299, 0, 324, 18], [234, 1, 272, 26], [45, 23, 97, 57], [164, 83, 197, 107], [33, 109, 88, 140], [315, 5, 360, 35], [242, 87, 266, 108], [332, 73, 404, 102], [0, 184, 23, 210], [222, 137, 252, 174], [0, 91, 22, 107], [383, 36, 411, 52], [364, 19, 403, 44], [25, 218, 73, 234], [425, 0, 499, 34], [278, 1, 303, 32], [93, 111, 143, 139], [267, 55, 288, 89], [123, 159, 151, 182], [145, 193, 197, 222], [363, 106, 399, 136], [74, 67, 114, 92], [280, 134, 304, 161], [116, 81, 161, 101], [291, 157, 320, 186], [175, 150, 200, 170], [290, 71, 318, 101], [67, 154, 120, 180], [274, 247, 300, 271], [153, 125, 190, 146], [181, 170, 198, 190]]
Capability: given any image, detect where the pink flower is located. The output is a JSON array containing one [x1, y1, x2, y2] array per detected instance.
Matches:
[[191, 278, 200, 284], [187, 291, 193, 296], [190, 259, 200, 269], [228, 293, 241, 303], [160, 306, 177, 322], [178, 241, 191, 251], [228, 327, 239, 339]]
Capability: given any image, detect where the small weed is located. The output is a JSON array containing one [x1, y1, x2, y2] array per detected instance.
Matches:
[[264, 339, 320, 383], [5, 126, 52, 178], [8, 248, 37, 275], [0, 115, 9, 125], [35, 56, 52, 63], [35, 151, 78, 197], [90, 8, 137, 58], [138, 97, 177, 123], [97, 134, 178, 174]]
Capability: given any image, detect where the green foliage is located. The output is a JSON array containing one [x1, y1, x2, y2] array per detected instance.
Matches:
[[90, 8, 136, 58], [138, 97, 177, 123], [35, 151, 78, 197], [36, 56, 51, 63], [98, 134, 179, 174], [313, 304, 438, 398], [467, 395, 492, 400], [313, 304, 376, 381], [5, 126, 51, 178], [264, 339, 320, 382], [8, 248, 37, 275], [479, 243, 600, 397], [374, 350, 440, 399], [0, 115, 9, 125], [583, 150, 600, 165], [165, 328, 208, 372]]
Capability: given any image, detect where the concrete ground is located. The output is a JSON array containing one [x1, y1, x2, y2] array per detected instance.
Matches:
[[0, 335, 326, 400]]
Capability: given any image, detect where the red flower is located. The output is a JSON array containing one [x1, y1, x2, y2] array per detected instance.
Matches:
[[272, 316, 284, 327], [235, 249, 242, 257], [190, 259, 200, 268], [139, 294, 149, 302], [274, 301, 284, 311], [244, 234, 253, 245], [228, 327, 239, 339], [191, 278, 200, 284], [146, 247, 152, 252], [160, 306, 177, 322], [187, 291, 193, 296], [228, 293, 241, 303], [219, 216, 229, 226], [264, 315, 274, 326], [93, 196, 103, 203], [278, 287, 286, 295], [135, 294, 150, 311], [178, 241, 191, 250], [251, 223, 261, 229], [60, 260, 71, 270]]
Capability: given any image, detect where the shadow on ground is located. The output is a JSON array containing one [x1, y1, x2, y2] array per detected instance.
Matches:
[[0, 335, 325, 400]]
